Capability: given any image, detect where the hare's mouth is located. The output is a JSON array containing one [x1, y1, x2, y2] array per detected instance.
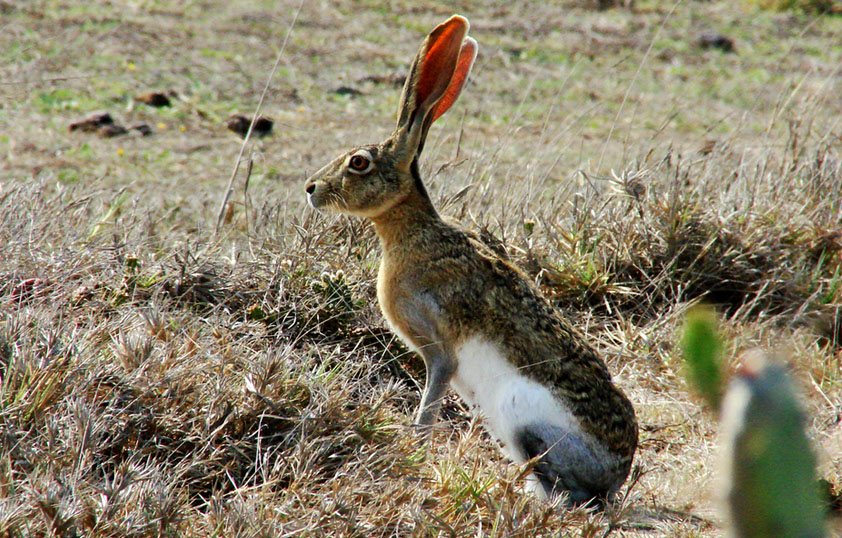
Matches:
[[306, 191, 321, 210], [307, 188, 346, 213]]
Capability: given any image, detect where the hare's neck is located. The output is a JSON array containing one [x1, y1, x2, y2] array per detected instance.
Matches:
[[371, 195, 443, 254], [371, 160, 444, 253]]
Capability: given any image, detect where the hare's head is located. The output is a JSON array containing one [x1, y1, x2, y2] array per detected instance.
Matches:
[[304, 15, 477, 219]]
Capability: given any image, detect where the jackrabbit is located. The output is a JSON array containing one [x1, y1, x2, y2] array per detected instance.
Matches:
[[304, 15, 638, 505]]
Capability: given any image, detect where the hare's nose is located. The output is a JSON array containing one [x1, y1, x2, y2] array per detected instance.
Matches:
[[305, 183, 315, 194]]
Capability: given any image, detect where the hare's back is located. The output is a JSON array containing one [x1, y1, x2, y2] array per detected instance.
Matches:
[[444, 236, 638, 460]]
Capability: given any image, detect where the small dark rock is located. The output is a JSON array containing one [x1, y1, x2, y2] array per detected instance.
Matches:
[[697, 32, 735, 53], [226, 115, 249, 136], [69, 111, 114, 132], [331, 86, 364, 97], [253, 116, 273, 136], [99, 124, 129, 138], [135, 91, 172, 107], [226, 114, 273, 138], [129, 123, 153, 136], [358, 72, 407, 87]]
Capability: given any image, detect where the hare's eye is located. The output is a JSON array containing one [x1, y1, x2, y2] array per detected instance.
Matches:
[[347, 151, 373, 175], [350, 155, 368, 170]]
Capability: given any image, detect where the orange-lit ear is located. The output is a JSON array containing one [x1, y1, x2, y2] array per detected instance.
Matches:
[[393, 16, 477, 166], [395, 16, 469, 135], [430, 37, 477, 124], [413, 16, 469, 116]]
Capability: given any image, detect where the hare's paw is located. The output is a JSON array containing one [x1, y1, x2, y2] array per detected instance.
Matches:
[[410, 421, 435, 453]]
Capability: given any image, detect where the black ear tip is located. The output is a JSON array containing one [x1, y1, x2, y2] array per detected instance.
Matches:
[[305, 183, 315, 194]]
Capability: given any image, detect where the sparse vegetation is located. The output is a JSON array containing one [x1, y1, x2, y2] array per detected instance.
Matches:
[[1, 1, 841, 536], [745, 0, 840, 15]]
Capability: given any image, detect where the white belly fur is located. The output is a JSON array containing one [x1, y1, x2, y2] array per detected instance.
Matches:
[[449, 335, 583, 464]]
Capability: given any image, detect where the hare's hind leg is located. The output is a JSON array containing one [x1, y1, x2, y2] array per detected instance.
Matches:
[[516, 424, 617, 507]]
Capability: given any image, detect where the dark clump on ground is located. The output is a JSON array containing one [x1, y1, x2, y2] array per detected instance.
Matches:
[[134, 90, 174, 107], [696, 31, 736, 52], [226, 114, 274, 138]]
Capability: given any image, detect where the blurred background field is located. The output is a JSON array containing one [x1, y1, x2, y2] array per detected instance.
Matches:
[[1, 1, 841, 536]]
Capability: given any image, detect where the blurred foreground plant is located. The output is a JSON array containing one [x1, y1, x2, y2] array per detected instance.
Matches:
[[681, 306, 825, 538], [680, 305, 724, 410]]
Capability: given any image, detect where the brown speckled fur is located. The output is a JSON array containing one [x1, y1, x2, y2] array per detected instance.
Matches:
[[304, 15, 637, 502], [370, 170, 638, 462]]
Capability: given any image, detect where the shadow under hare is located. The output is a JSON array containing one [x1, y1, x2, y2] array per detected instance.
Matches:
[[304, 15, 638, 506]]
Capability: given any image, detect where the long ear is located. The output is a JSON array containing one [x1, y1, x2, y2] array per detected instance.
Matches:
[[429, 37, 477, 124], [395, 16, 477, 165]]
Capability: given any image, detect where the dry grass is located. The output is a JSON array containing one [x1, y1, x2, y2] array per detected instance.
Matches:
[[1, 0, 841, 536]]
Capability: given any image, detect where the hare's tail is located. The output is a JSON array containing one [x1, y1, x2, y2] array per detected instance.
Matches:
[[517, 424, 624, 506]]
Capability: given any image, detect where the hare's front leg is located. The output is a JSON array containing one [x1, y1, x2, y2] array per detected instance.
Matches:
[[386, 290, 456, 443], [415, 346, 456, 443]]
